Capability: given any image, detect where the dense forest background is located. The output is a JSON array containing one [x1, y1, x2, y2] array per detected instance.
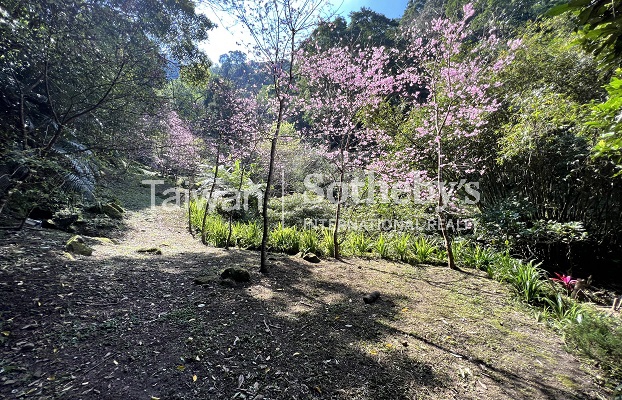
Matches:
[[1, 0, 622, 281]]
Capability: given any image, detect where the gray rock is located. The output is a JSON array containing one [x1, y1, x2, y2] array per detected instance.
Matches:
[[302, 252, 321, 263], [220, 267, 251, 283], [363, 291, 381, 304]]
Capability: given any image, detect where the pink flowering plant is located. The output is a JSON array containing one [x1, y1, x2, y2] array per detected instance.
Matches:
[[550, 272, 578, 291], [372, 3, 520, 268]]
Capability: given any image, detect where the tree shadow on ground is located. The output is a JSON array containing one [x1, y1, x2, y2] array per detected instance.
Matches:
[[0, 235, 603, 399]]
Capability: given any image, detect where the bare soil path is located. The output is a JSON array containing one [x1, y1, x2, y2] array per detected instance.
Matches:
[[0, 173, 610, 399]]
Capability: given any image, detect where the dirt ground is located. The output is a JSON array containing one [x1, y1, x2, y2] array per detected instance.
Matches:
[[0, 174, 612, 399]]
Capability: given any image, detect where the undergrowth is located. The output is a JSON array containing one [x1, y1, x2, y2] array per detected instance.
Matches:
[[188, 201, 621, 384]]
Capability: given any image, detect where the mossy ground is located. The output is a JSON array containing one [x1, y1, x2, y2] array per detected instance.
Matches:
[[0, 171, 611, 399]]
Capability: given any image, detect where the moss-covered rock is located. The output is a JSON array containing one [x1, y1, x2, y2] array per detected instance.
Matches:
[[102, 202, 125, 219], [136, 247, 162, 255], [65, 235, 93, 256]]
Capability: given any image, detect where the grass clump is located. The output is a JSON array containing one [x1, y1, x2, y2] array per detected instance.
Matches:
[[270, 224, 300, 255], [374, 234, 390, 259], [345, 232, 372, 256], [412, 236, 437, 264], [564, 313, 622, 382], [299, 229, 320, 254], [233, 221, 261, 250]]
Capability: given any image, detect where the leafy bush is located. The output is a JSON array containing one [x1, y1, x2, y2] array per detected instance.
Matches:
[[507, 260, 547, 304], [299, 229, 320, 254], [392, 234, 411, 262], [412, 236, 437, 264], [462, 245, 498, 270], [270, 224, 300, 254], [375, 234, 390, 259], [267, 193, 334, 227], [565, 313, 622, 381], [345, 232, 372, 256], [202, 214, 229, 248], [542, 292, 585, 327], [233, 221, 262, 249], [188, 199, 205, 230], [486, 253, 517, 282], [320, 228, 335, 257]]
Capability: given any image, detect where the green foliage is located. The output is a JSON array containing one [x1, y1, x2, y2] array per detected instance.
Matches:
[[485, 252, 517, 282], [320, 228, 335, 257], [564, 313, 622, 381], [202, 214, 230, 248], [374, 234, 391, 259], [392, 234, 411, 262], [188, 199, 206, 230], [412, 236, 437, 264], [268, 193, 334, 227], [590, 70, 622, 174], [233, 221, 262, 250], [548, 0, 622, 72], [345, 232, 372, 256], [270, 224, 300, 255], [461, 244, 498, 270], [507, 260, 547, 304], [299, 229, 320, 254], [542, 292, 585, 326]]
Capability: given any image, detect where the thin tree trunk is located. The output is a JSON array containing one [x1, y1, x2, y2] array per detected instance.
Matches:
[[332, 165, 346, 259], [260, 105, 283, 273], [187, 175, 194, 236], [201, 138, 221, 244], [437, 140, 457, 270]]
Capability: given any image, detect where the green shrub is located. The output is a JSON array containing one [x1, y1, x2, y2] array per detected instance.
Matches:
[[542, 292, 585, 327], [375, 234, 390, 259], [507, 260, 546, 304], [188, 199, 206, 231], [392, 234, 411, 262], [565, 313, 622, 381], [412, 236, 437, 264], [320, 228, 335, 257], [462, 245, 498, 270], [299, 229, 320, 254], [202, 214, 229, 248], [486, 252, 518, 282], [233, 221, 261, 249], [346, 232, 372, 256], [267, 193, 334, 227], [270, 224, 300, 254]]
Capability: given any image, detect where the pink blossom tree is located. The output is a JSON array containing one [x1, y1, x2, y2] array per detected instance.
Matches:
[[382, 3, 519, 269], [209, 0, 329, 273], [297, 44, 396, 258], [199, 79, 267, 244], [157, 110, 202, 178]]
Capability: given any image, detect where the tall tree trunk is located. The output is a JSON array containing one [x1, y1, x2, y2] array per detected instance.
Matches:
[[437, 140, 457, 270], [201, 137, 221, 245], [260, 99, 285, 273], [332, 161, 347, 259], [187, 176, 194, 236]]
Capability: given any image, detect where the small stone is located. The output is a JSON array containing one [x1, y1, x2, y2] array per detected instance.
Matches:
[[193, 276, 213, 285], [136, 247, 162, 255], [363, 291, 381, 304], [20, 342, 35, 352], [102, 203, 124, 219]]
